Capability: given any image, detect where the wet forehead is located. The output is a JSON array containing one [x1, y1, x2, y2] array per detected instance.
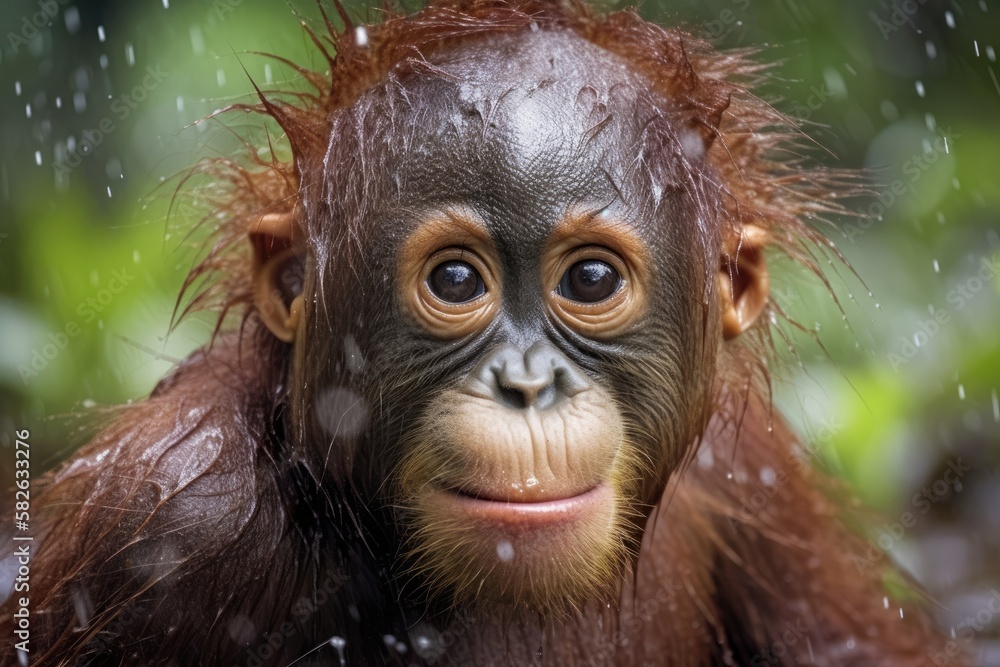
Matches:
[[380, 29, 656, 235]]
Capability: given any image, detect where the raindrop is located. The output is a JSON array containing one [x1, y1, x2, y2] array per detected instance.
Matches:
[[264, 63, 273, 84], [981, 0, 988, 10], [227, 615, 256, 644], [73, 67, 90, 93], [34, 151, 42, 166], [190, 26, 205, 55], [55, 96, 62, 108], [899, 607, 905, 619], [759, 466, 776, 485], [697, 445, 714, 470], [383, 634, 395, 647], [975, 41, 980, 57], [991, 389, 998, 422], [99, 54, 109, 70], [163, 0, 170, 7], [107, 186, 112, 198], [97, 25, 106, 43], [883, 596, 889, 609], [915, 80, 925, 97], [958, 384, 966, 400], [944, 11, 955, 28], [133, 249, 141, 264], [125, 43, 135, 66], [329, 636, 346, 667], [933, 260, 939, 273], [315, 387, 369, 438], [216, 69, 226, 86], [25, 104, 31, 119], [344, 335, 366, 374], [823, 68, 847, 97], [355, 26, 369, 47], [65, 7, 81, 34], [879, 99, 898, 120], [987, 46, 997, 62], [176, 96, 185, 113], [925, 41, 937, 59], [14, 81, 21, 96], [496, 540, 515, 562]]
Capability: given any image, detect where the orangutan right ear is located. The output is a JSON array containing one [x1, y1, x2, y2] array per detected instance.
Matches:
[[251, 211, 304, 343]]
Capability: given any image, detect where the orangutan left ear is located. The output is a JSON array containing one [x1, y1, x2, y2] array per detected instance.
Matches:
[[251, 211, 305, 343], [717, 224, 770, 340]]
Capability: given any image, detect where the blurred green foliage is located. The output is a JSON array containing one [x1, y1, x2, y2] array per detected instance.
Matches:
[[0, 0, 998, 510]]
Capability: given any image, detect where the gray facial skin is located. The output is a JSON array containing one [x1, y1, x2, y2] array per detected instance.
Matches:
[[297, 28, 717, 505]]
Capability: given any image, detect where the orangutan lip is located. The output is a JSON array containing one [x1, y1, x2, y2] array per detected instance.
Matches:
[[451, 485, 596, 504], [439, 484, 611, 526]]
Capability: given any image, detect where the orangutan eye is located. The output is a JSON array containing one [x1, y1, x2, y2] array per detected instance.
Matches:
[[428, 260, 486, 303], [557, 260, 621, 303]]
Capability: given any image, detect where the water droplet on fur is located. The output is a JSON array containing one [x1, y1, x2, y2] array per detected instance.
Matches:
[[759, 466, 776, 485], [329, 636, 346, 667], [497, 540, 515, 562]]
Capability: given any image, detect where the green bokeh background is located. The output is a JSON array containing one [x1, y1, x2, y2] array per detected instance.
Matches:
[[0, 0, 998, 648]]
